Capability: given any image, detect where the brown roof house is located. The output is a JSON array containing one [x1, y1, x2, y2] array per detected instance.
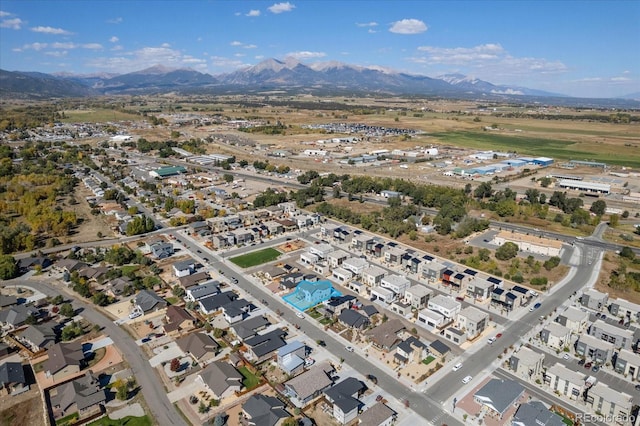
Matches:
[[364, 319, 405, 352], [45, 342, 85, 382], [51, 372, 106, 421], [196, 361, 243, 399], [163, 305, 196, 336], [176, 332, 219, 365]]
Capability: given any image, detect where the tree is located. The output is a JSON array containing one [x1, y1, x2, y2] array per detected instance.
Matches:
[[281, 419, 298, 426], [622, 210, 630, 218], [172, 285, 185, 297], [51, 295, 64, 305], [474, 182, 493, 200], [115, 379, 128, 400], [92, 292, 110, 306], [198, 401, 209, 414], [620, 246, 636, 260], [223, 173, 234, 183], [0, 255, 18, 280], [524, 188, 540, 204], [495, 242, 519, 260], [170, 357, 181, 372], [589, 200, 607, 216], [60, 303, 75, 318]]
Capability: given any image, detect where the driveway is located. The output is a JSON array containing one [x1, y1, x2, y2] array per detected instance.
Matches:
[[149, 343, 185, 367]]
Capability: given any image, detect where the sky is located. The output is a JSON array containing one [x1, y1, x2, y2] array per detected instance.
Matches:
[[1, 1, 639, 98]]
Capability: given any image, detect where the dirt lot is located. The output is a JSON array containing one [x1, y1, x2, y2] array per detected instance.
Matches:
[[595, 252, 640, 304], [0, 388, 45, 426], [277, 239, 306, 253], [67, 185, 119, 243]]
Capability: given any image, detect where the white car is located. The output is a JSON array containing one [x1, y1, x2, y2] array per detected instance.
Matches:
[[487, 337, 496, 345], [345, 346, 354, 352], [452, 362, 463, 372], [563, 353, 570, 360], [462, 375, 473, 384], [296, 312, 305, 319]]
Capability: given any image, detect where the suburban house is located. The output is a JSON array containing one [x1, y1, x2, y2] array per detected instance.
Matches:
[[197, 361, 243, 398], [466, 277, 495, 300], [332, 267, 353, 284], [427, 295, 461, 320], [428, 339, 451, 359], [383, 246, 404, 265], [512, 401, 565, 426], [172, 258, 196, 277], [220, 299, 253, 324], [284, 361, 334, 407], [198, 291, 238, 315], [324, 378, 366, 425], [588, 320, 634, 349], [473, 378, 525, 419], [0, 305, 40, 330], [404, 285, 432, 309], [371, 286, 396, 304], [185, 282, 220, 302], [277, 340, 307, 375], [295, 280, 334, 306], [613, 348, 640, 380], [242, 394, 290, 426], [18, 324, 57, 352], [364, 319, 405, 352], [555, 306, 589, 333], [323, 295, 356, 317], [232, 316, 271, 341], [338, 309, 369, 330], [394, 336, 427, 366], [609, 298, 640, 322], [0, 294, 17, 308], [544, 363, 585, 400], [178, 272, 211, 289], [491, 287, 519, 312], [421, 260, 446, 283], [576, 334, 615, 364], [444, 327, 466, 345], [584, 382, 633, 423], [0, 361, 27, 396], [50, 372, 106, 420], [308, 243, 334, 259], [176, 332, 219, 365], [357, 402, 397, 426], [327, 250, 349, 268], [163, 305, 196, 336], [380, 275, 410, 298], [148, 241, 174, 259], [133, 290, 167, 314], [45, 342, 85, 381], [417, 308, 447, 332], [540, 323, 571, 350], [456, 306, 488, 340], [362, 265, 386, 288], [580, 289, 608, 311], [342, 257, 369, 276], [509, 346, 545, 380], [244, 329, 287, 363]]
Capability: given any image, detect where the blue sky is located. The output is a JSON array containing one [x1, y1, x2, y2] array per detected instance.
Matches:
[[1, 1, 638, 98]]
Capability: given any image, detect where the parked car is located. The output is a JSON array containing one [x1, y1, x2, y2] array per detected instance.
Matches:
[[563, 353, 570, 360], [487, 337, 496, 345], [584, 362, 593, 369], [462, 376, 473, 384], [495, 333, 503, 339], [578, 359, 586, 366], [452, 363, 463, 372], [345, 346, 354, 352], [296, 312, 305, 319], [635, 384, 640, 391], [591, 365, 600, 372], [530, 302, 541, 312], [455, 296, 465, 302], [366, 374, 378, 384]]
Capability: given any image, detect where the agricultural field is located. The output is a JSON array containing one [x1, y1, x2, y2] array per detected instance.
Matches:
[[229, 247, 281, 268]]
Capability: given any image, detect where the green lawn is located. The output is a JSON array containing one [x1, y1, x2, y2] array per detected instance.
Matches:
[[229, 248, 281, 268], [238, 366, 261, 390], [422, 355, 436, 365], [56, 412, 79, 426], [121, 265, 140, 275], [87, 416, 152, 426]]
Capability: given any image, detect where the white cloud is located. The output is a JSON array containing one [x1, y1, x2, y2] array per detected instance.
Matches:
[[161, 43, 171, 48], [52, 42, 77, 49], [246, 9, 261, 17], [243, 44, 257, 49], [368, 29, 377, 34], [82, 43, 103, 50], [1, 17, 24, 29], [286, 51, 326, 59], [109, 36, 119, 43], [209, 56, 249, 70], [21, 42, 48, 51], [230, 41, 243, 46], [231, 41, 257, 49], [0, 11, 11, 17], [389, 19, 427, 34], [268, 2, 295, 14], [107, 17, 123, 24], [412, 43, 567, 80], [31, 26, 72, 35], [87, 45, 209, 73], [611, 77, 631, 82], [111, 45, 123, 51], [234, 53, 245, 57], [44, 50, 68, 57], [356, 22, 378, 27]]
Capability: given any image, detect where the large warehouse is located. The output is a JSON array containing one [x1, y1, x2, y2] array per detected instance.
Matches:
[[493, 230, 563, 257], [557, 179, 611, 194]]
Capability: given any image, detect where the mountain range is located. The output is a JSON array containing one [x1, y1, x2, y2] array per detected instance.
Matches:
[[1, 58, 638, 107]]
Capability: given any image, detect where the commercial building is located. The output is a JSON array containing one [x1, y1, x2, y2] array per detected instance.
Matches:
[[493, 230, 563, 257], [557, 179, 610, 194]]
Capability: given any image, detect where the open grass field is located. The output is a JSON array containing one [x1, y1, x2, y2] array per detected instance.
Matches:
[[229, 247, 281, 268], [429, 130, 640, 168], [61, 108, 142, 123]]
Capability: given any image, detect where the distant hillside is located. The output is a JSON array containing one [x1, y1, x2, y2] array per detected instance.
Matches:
[[98, 65, 218, 93], [0, 69, 96, 99]]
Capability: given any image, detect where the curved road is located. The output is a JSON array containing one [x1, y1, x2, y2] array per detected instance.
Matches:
[[3, 277, 187, 426]]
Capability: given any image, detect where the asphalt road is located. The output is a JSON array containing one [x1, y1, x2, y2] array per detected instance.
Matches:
[[2, 277, 188, 426]]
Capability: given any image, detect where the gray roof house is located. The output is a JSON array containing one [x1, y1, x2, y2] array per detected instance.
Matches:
[[45, 342, 85, 379], [512, 401, 565, 426], [324, 377, 365, 425], [473, 378, 524, 418], [244, 329, 287, 363], [338, 309, 369, 330], [0, 305, 39, 329], [51, 372, 106, 417], [0, 294, 18, 308], [19, 324, 57, 352], [0, 361, 27, 395], [176, 332, 219, 364], [232, 316, 271, 340], [133, 290, 167, 313], [242, 394, 290, 426], [284, 361, 335, 407], [197, 361, 243, 398]]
